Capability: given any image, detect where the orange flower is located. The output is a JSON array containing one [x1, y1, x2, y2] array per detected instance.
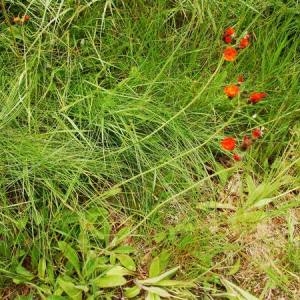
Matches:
[[13, 15, 30, 25], [252, 128, 262, 139], [221, 137, 236, 151], [249, 92, 267, 104], [223, 27, 235, 44], [223, 47, 238, 61], [24, 15, 30, 22], [241, 135, 252, 150], [223, 35, 232, 44], [224, 27, 235, 36], [233, 153, 242, 161], [13, 16, 21, 24], [237, 75, 245, 84], [239, 34, 250, 49], [224, 84, 240, 99]]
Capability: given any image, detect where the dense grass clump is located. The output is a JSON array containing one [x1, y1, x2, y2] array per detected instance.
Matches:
[[0, 0, 299, 299]]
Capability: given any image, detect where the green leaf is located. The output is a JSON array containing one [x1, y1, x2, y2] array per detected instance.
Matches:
[[157, 251, 170, 272], [110, 252, 116, 265], [106, 265, 132, 276], [139, 267, 179, 285], [78, 230, 89, 255], [110, 227, 131, 248], [145, 292, 161, 300], [149, 256, 160, 277], [221, 278, 259, 300], [47, 296, 67, 300], [38, 258, 46, 280], [117, 254, 136, 271], [197, 201, 236, 211], [0, 240, 9, 256], [57, 277, 82, 300], [46, 263, 55, 285], [154, 232, 167, 243], [124, 286, 141, 298], [82, 257, 98, 278], [85, 207, 108, 223], [143, 286, 171, 297], [15, 265, 34, 280], [114, 245, 135, 254], [58, 241, 80, 274], [250, 198, 274, 209], [154, 279, 196, 287], [93, 275, 127, 288], [228, 258, 241, 275]]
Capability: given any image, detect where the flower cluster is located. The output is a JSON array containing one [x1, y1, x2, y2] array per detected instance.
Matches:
[[221, 128, 263, 161], [222, 27, 250, 61], [220, 27, 267, 162], [12, 15, 30, 25]]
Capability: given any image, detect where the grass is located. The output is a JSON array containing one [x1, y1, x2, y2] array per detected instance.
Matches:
[[0, 0, 299, 299]]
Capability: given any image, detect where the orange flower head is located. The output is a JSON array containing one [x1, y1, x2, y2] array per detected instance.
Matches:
[[221, 137, 236, 151], [239, 35, 250, 49], [224, 84, 240, 99], [13, 16, 21, 24], [233, 153, 242, 161], [224, 27, 235, 36], [223, 47, 238, 62], [252, 128, 262, 139], [223, 35, 232, 44], [249, 92, 267, 104], [24, 15, 30, 22], [237, 75, 245, 84], [241, 135, 252, 150]]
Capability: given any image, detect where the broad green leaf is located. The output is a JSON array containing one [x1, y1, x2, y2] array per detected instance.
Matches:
[[74, 285, 89, 293], [58, 241, 80, 274], [16, 216, 28, 230], [110, 227, 131, 248], [154, 279, 196, 287], [117, 254, 136, 271], [85, 207, 108, 223], [157, 251, 170, 272], [46, 263, 55, 284], [33, 211, 43, 225], [78, 230, 89, 254], [106, 265, 132, 276], [197, 201, 236, 211], [38, 257, 47, 280], [154, 232, 167, 243], [145, 292, 161, 300], [57, 277, 82, 300], [138, 267, 179, 285], [16, 265, 34, 280], [250, 198, 274, 209], [110, 252, 116, 265], [149, 256, 160, 277], [124, 286, 141, 298], [93, 275, 127, 288], [114, 245, 135, 254], [228, 258, 241, 275], [0, 240, 9, 256], [83, 257, 98, 278], [221, 278, 259, 300], [143, 286, 171, 297], [47, 296, 67, 300]]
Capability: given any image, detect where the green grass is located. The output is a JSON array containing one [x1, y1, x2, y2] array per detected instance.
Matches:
[[0, 0, 299, 299]]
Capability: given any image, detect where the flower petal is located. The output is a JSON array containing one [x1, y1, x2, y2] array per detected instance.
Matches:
[[221, 137, 236, 151], [223, 47, 238, 62]]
